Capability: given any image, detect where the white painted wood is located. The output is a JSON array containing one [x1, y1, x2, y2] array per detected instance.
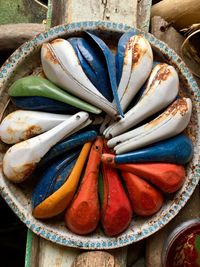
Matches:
[[39, 238, 80, 267], [64, 0, 137, 26]]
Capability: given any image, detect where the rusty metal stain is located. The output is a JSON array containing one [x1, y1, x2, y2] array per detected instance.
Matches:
[[3, 162, 37, 183], [24, 125, 42, 140], [144, 99, 188, 129], [165, 98, 188, 116], [43, 43, 59, 65], [150, 64, 171, 87]]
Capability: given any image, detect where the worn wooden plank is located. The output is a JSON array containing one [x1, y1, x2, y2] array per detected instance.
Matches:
[[137, 0, 152, 31], [51, 0, 138, 28], [39, 239, 80, 267], [146, 16, 200, 267], [72, 251, 120, 267], [25, 230, 40, 267], [150, 16, 184, 55]]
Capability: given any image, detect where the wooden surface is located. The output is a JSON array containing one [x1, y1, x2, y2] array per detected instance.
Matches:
[[51, 0, 138, 28], [151, 0, 200, 30], [24, 1, 152, 267], [146, 16, 200, 267]]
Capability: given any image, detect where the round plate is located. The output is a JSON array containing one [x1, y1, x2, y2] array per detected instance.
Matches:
[[0, 21, 199, 250]]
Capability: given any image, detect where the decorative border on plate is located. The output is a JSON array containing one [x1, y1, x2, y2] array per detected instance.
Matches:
[[0, 21, 199, 249]]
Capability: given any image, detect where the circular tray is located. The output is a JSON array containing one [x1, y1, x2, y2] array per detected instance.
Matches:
[[0, 21, 199, 249]]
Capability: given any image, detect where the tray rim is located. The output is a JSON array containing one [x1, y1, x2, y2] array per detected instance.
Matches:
[[0, 20, 199, 249]]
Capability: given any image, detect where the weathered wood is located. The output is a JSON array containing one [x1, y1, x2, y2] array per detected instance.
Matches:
[[51, 0, 138, 28], [137, 0, 152, 31], [0, 24, 45, 51], [109, 247, 128, 267], [25, 230, 40, 267], [151, 16, 200, 86], [151, 16, 184, 56], [72, 251, 120, 267], [39, 238, 80, 267], [151, 0, 200, 30], [146, 16, 200, 267]]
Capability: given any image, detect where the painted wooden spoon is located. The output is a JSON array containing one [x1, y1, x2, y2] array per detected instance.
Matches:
[[100, 61, 160, 134], [104, 63, 179, 138], [108, 98, 192, 154], [101, 134, 193, 165], [0, 110, 72, 144], [3, 111, 89, 183], [8, 76, 101, 114], [41, 38, 119, 118]]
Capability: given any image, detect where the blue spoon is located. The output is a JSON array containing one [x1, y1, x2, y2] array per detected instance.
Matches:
[[11, 96, 81, 114], [38, 130, 97, 168], [32, 150, 80, 209], [68, 37, 112, 101], [102, 134, 193, 165], [85, 31, 124, 117]]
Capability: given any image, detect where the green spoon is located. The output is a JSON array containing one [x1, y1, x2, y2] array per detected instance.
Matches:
[[8, 76, 101, 114]]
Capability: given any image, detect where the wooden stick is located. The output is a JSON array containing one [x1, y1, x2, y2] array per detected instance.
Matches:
[[151, 0, 200, 30]]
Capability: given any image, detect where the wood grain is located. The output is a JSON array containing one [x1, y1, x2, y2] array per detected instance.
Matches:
[[137, 0, 152, 31], [59, 0, 138, 27], [72, 251, 120, 267]]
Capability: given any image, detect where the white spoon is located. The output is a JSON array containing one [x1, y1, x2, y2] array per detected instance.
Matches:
[[0, 110, 72, 144], [3, 111, 89, 183], [107, 98, 192, 154], [100, 35, 153, 133], [104, 63, 179, 139], [41, 39, 118, 118]]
